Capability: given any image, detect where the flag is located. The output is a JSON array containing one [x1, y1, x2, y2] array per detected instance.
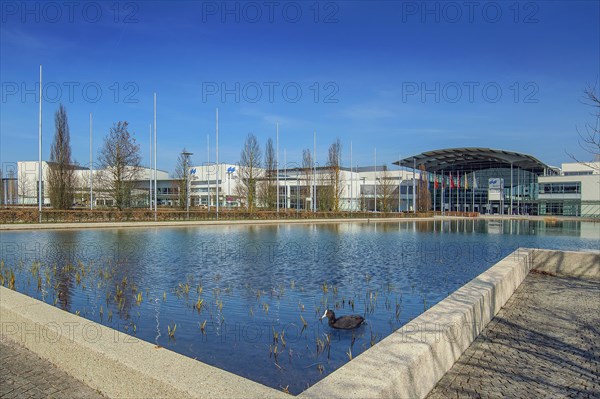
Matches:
[[457, 172, 460, 189], [434, 176, 439, 189], [473, 176, 478, 189], [450, 173, 455, 189], [465, 174, 468, 190]]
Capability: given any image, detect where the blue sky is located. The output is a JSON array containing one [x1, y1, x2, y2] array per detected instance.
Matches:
[[1, 1, 599, 173]]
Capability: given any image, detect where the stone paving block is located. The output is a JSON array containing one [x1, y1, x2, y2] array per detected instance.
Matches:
[[427, 273, 600, 399], [0, 336, 104, 399]]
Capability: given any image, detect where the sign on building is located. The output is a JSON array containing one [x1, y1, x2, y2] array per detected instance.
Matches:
[[488, 178, 504, 201]]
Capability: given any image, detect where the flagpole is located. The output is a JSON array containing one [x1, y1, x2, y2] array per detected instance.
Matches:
[[149, 123, 152, 210], [374, 148, 377, 212], [449, 172, 452, 212], [433, 171, 436, 213], [398, 153, 401, 213], [153, 92, 157, 222], [517, 167, 520, 214], [276, 122, 279, 214], [456, 171, 459, 212], [472, 172, 476, 213], [207, 134, 210, 212], [216, 108, 219, 220], [90, 113, 93, 210], [350, 141, 353, 212], [441, 171, 445, 215], [38, 64, 43, 223], [284, 148, 287, 210], [412, 157, 416, 214], [313, 130, 316, 212]]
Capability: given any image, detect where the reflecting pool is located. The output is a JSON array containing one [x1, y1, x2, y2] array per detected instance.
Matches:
[[1, 219, 598, 393]]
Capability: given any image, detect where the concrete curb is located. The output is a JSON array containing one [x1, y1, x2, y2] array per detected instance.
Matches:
[[298, 248, 535, 399], [531, 248, 600, 280], [0, 288, 287, 399]]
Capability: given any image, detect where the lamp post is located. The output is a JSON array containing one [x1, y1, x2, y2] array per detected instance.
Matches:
[[181, 151, 193, 219]]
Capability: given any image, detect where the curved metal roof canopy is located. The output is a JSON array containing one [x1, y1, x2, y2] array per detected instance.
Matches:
[[393, 147, 555, 174]]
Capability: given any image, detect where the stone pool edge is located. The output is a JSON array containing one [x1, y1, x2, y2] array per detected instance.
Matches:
[[0, 287, 288, 399], [298, 248, 599, 399]]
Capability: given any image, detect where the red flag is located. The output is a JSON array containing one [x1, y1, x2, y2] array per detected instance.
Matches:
[[450, 174, 455, 189], [457, 172, 460, 189], [434, 177, 439, 189]]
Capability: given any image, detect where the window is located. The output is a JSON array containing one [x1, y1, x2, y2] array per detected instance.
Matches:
[[539, 182, 580, 195], [564, 171, 593, 176]]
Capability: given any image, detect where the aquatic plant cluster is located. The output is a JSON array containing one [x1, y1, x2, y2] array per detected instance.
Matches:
[[1, 220, 597, 393], [0, 255, 416, 393]]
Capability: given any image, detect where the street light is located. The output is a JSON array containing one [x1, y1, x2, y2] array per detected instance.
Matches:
[[181, 151, 193, 219]]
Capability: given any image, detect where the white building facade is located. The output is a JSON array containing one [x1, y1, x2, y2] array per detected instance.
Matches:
[[185, 164, 416, 211], [16, 161, 169, 207], [538, 162, 600, 217], [14, 158, 598, 217]]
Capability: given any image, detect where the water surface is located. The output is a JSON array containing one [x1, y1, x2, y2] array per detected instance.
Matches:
[[1, 219, 598, 393]]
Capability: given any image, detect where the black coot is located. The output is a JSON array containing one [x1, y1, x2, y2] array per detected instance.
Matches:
[[321, 309, 365, 329]]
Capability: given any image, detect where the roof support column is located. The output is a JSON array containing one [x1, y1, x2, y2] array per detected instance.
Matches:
[[412, 157, 416, 214], [510, 162, 513, 215]]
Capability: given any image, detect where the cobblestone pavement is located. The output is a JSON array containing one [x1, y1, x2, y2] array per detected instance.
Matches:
[[0, 335, 104, 399], [427, 272, 600, 399]]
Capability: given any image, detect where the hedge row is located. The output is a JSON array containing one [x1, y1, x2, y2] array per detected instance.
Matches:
[[0, 208, 472, 224]]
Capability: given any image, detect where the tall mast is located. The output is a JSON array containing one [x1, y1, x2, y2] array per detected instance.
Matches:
[[216, 108, 219, 219], [38, 65, 43, 222], [276, 122, 279, 213], [154, 92, 157, 221], [90, 112, 93, 210]]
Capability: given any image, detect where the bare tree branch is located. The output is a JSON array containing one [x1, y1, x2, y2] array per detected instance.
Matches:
[[236, 133, 262, 211], [567, 85, 600, 171], [97, 121, 142, 210]]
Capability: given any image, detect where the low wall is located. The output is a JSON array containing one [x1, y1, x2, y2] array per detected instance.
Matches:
[[531, 249, 600, 280], [0, 288, 286, 399], [299, 248, 599, 399], [1, 248, 595, 398], [299, 248, 535, 399]]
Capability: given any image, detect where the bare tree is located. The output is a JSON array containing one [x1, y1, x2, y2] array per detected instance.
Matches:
[[416, 164, 431, 212], [18, 168, 31, 204], [0, 168, 3, 205], [568, 86, 600, 171], [47, 104, 76, 209], [174, 149, 193, 209], [236, 133, 262, 211], [97, 121, 142, 210], [317, 170, 333, 211], [259, 137, 277, 208], [327, 138, 343, 212], [378, 165, 396, 212]]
